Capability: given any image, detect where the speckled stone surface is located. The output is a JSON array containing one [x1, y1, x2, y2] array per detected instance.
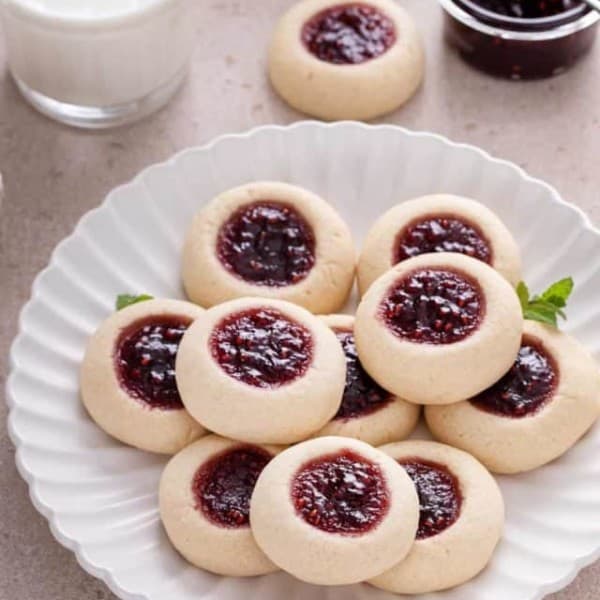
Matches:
[[0, 1, 599, 599]]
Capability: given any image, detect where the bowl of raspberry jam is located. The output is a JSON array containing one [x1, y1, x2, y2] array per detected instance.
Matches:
[[439, 0, 599, 79]]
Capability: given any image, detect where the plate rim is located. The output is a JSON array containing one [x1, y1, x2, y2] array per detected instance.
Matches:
[[5, 120, 600, 600]]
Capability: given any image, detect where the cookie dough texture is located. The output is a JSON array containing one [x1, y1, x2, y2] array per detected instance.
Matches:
[[181, 181, 355, 314], [159, 435, 281, 576], [268, 0, 424, 121], [354, 253, 523, 405], [80, 299, 206, 455], [426, 321, 600, 474], [313, 314, 420, 445], [357, 194, 522, 294], [250, 437, 419, 585], [176, 298, 346, 444], [370, 440, 504, 594]]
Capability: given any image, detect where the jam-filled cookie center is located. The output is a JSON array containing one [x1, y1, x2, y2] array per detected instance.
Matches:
[[116, 316, 189, 410], [399, 459, 462, 539], [469, 0, 583, 18], [217, 201, 316, 288], [291, 450, 389, 535], [380, 268, 484, 344], [394, 216, 492, 265], [302, 3, 396, 65], [471, 337, 558, 417], [193, 446, 272, 528], [210, 308, 313, 388], [333, 328, 391, 420]]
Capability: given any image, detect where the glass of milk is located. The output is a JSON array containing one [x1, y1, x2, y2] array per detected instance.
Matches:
[[0, 0, 195, 128]]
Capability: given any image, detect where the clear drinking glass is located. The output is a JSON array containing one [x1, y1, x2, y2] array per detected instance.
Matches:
[[0, 0, 195, 128]]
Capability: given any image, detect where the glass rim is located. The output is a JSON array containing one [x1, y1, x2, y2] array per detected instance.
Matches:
[[2, 0, 179, 29]]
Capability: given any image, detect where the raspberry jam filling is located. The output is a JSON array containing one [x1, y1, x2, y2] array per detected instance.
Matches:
[[380, 268, 484, 344], [471, 337, 558, 417], [399, 459, 462, 539], [302, 3, 396, 65], [333, 328, 391, 420], [469, 0, 583, 18], [193, 445, 272, 528], [292, 450, 389, 535], [394, 216, 492, 265], [116, 316, 189, 410], [217, 201, 315, 288], [210, 308, 313, 388]]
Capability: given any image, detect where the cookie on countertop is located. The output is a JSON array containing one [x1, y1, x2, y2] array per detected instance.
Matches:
[[269, 0, 424, 121]]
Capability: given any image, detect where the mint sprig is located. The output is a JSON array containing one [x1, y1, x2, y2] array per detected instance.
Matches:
[[516, 277, 573, 328], [116, 294, 154, 311]]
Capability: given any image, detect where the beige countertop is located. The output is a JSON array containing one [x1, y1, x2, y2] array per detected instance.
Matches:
[[0, 1, 599, 599]]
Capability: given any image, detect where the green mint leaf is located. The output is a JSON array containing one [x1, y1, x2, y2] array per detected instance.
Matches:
[[523, 306, 558, 327], [516, 277, 573, 328], [529, 299, 566, 320], [516, 281, 530, 311], [543, 294, 566, 308], [540, 277, 574, 306], [116, 294, 154, 311]]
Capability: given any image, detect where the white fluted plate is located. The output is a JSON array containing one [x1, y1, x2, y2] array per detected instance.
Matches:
[[6, 122, 600, 600]]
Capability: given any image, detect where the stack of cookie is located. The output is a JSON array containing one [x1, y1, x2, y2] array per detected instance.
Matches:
[[80, 181, 600, 594]]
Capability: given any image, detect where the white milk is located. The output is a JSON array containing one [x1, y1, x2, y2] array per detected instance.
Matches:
[[1, 0, 195, 127]]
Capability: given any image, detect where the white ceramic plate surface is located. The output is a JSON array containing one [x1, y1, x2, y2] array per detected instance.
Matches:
[[6, 121, 600, 600]]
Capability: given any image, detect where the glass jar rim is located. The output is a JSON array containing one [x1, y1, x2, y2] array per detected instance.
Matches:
[[454, 0, 588, 29], [439, 0, 600, 39]]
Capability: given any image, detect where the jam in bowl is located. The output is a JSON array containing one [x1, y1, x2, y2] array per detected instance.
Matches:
[[439, 0, 599, 79]]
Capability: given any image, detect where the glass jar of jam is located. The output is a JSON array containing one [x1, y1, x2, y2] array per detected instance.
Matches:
[[439, 0, 599, 79]]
